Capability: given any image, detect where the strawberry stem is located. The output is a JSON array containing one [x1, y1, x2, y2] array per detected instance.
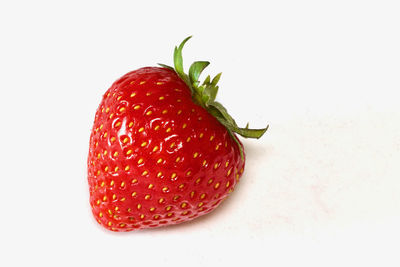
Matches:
[[159, 36, 269, 159]]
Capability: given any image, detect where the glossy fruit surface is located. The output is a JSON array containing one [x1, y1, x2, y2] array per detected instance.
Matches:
[[87, 37, 268, 231]]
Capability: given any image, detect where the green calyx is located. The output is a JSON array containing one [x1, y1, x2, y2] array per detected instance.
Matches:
[[158, 36, 269, 159]]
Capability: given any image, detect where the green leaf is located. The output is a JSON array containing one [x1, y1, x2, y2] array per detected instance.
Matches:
[[203, 75, 211, 85], [173, 36, 192, 76], [189, 61, 210, 86], [211, 73, 222, 86], [157, 63, 174, 71], [234, 125, 269, 139]]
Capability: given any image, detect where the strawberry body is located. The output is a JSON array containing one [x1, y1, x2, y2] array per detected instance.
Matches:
[[88, 67, 245, 231]]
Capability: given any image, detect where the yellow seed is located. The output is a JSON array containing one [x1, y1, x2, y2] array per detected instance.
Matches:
[[146, 92, 151, 96], [119, 107, 126, 112], [214, 182, 220, 189], [103, 132, 108, 138], [99, 212, 103, 217], [226, 181, 231, 187], [110, 180, 114, 186], [137, 203, 142, 209], [123, 137, 129, 144], [138, 127, 144, 132], [162, 109, 168, 114], [166, 206, 172, 211], [203, 160, 207, 166], [121, 181, 125, 187], [110, 137, 116, 142], [159, 198, 165, 204], [131, 178, 138, 184], [125, 165, 130, 171], [108, 221, 112, 226], [214, 163, 219, 169], [198, 202, 204, 207], [140, 214, 145, 219], [154, 215, 160, 219], [154, 125, 160, 130], [157, 172, 162, 178], [142, 170, 149, 176], [225, 161, 229, 167], [145, 194, 151, 200], [119, 223, 126, 228], [148, 184, 154, 189], [96, 200, 101, 205], [130, 81, 135, 85], [105, 107, 110, 113], [113, 151, 118, 157], [190, 191, 195, 198], [200, 193, 206, 199], [210, 136, 215, 141], [96, 170, 100, 176], [181, 202, 187, 208], [227, 168, 232, 176], [97, 153, 101, 159], [109, 113, 114, 119], [104, 166, 109, 172], [99, 124, 103, 130], [153, 146, 159, 152], [114, 166, 119, 172], [215, 145, 220, 150], [208, 179, 213, 184], [166, 127, 171, 133], [134, 105, 141, 110], [175, 157, 181, 162], [162, 186, 169, 192], [141, 141, 148, 147], [150, 207, 156, 212], [117, 95, 122, 100], [171, 173, 177, 179], [186, 137, 191, 142], [182, 211, 189, 215], [179, 184, 185, 189], [103, 196, 107, 201], [132, 192, 137, 197], [159, 96, 165, 100], [199, 133, 204, 138], [130, 92, 136, 97], [137, 158, 144, 164], [177, 110, 182, 115], [193, 152, 198, 158], [156, 81, 164, 85], [146, 110, 153, 116], [173, 195, 180, 201], [186, 171, 191, 176], [170, 142, 175, 148], [182, 123, 187, 129], [157, 158, 163, 164], [120, 197, 126, 202], [139, 81, 146, 85], [112, 194, 117, 200], [167, 213, 173, 217], [128, 122, 134, 128], [115, 121, 121, 127], [177, 99, 182, 102], [126, 150, 133, 155], [195, 178, 201, 184]]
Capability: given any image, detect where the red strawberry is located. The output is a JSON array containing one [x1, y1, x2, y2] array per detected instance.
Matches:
[[87, 36, 268, 231]]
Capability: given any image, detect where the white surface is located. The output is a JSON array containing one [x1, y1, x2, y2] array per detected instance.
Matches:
[[0, 0, 399, 266]]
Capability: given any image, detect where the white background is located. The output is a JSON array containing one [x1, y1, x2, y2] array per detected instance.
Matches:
[[0, 0, 399, 266]]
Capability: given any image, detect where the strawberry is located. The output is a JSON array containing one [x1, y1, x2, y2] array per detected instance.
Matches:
[[87, 36, 268, 232]]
